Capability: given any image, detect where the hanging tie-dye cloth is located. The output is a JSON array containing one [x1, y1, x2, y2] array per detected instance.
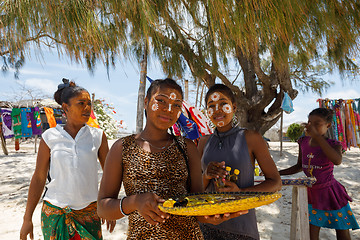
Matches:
[[0, 108, 14, 139]]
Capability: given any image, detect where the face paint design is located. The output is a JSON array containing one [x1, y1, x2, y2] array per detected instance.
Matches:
[[151, 103, 159, 111], [210, 92, 220, 102], [215, 104, 219, 111], [169, 92, 177, 100], [222, 104, 232, 114], [207, 108, 214, 117], [168, 103, 172, 112], [217, 121, 225, 127], [177, 111, 181, 119]]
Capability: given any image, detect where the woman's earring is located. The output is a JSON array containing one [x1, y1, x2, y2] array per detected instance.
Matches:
[[232, 114, 239, 127]]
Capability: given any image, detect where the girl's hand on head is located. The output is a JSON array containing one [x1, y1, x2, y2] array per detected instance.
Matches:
[[135, 193, 170, 225], [204, 161, 227, 180]]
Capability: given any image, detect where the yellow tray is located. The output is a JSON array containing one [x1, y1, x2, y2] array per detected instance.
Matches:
[[158, 192, 281, 216]]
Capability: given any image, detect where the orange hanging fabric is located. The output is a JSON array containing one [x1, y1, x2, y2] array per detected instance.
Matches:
[[44, 107, 57, 128]]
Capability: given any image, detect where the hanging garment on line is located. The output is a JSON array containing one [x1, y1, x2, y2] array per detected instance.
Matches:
[[11, 108, 22, 139], [30, 107, 42, 135], [0, 108, 14, 139], [44, 107, 57, 128], [21, 108, 32, 137]]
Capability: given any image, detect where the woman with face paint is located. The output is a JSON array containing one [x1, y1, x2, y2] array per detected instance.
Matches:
[[197, 84, 282, 240], [98, 78, 216, 239], [20, 79, 114, 240]]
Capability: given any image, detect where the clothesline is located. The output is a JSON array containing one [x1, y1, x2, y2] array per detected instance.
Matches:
[[317, 98, 360, 150]]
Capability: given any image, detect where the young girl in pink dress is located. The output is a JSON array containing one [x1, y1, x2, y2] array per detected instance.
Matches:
[[279, 108, 359, 240]]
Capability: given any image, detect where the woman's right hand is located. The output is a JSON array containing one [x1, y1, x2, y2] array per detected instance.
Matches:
[[20, 219, 33, 240], [135, 193, 170, 225], [203, 161, 227, 180]]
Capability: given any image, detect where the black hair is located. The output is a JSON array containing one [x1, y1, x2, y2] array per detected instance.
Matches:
[[309, 108, 334, 123], [54, 79, 88, 105], [205, 84, 235, 106], [146, 78, 183, 99]]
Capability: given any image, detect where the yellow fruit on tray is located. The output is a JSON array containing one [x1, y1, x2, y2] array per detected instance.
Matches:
[[159, 192, 281, 216]]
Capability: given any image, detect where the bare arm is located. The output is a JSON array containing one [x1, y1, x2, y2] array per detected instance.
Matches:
[[97, 139, 169, 225], [97, 139, 126, 220], [245, 130, 282, 192], [278, 145, 303, 175], [196, 135, 212, 189], [313, 135, 342, 165], [186, 138, 203, 193], [20, 139, 50, 240], [98, 132, 109, 170]]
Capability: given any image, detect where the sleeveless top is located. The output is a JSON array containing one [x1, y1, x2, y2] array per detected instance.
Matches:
[[299, 136, 352, 210], [42, 125, 103, 210], [201, 127, 259, 240], [121, 135, 204, 240]]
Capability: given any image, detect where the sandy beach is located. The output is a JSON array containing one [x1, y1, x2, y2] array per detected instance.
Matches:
[[1, 139, 359, 239]]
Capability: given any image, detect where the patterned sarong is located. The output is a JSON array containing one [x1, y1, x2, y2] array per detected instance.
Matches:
[[11, 108, 22, 139], [41, 201, 102, 240]]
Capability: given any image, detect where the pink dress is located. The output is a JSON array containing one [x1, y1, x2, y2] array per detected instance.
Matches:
[[299, 136, 359, 229]]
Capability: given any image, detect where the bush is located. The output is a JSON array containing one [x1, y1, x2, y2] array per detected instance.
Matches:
[[286, 123, 304, 142]]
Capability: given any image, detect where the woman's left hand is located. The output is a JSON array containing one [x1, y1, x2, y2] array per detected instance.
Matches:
[[101, 218, 116, 233], [216, 180, 241, 192], [199, 210, 248, 225]]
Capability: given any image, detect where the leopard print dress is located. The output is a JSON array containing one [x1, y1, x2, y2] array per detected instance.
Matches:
[[122, 134, 204, 240]]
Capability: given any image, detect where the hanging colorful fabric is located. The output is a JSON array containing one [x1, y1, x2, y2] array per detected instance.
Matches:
[[0, 108, 14, 139], [21, 108, 33, 137], [11, 108, 22, 139], [30, 107, 42, 135], [44, 107, 57, 128], [330, 100, 338, 141], [281, 92, 294, 114]]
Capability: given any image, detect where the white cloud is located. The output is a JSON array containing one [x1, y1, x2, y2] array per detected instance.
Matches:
[[324, 89, 360, 100], [24, 78, 57, 95]]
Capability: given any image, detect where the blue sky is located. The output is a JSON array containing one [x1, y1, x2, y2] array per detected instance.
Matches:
[[1, 48, 360, 133]]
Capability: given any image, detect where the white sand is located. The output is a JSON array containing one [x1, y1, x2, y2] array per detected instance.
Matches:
[[1, 139, 359, 239]]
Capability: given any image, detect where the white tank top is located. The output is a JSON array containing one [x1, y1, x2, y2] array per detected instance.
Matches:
[[42, 124, 103, 210]]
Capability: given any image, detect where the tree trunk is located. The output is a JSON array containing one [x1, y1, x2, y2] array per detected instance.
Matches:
[[136, 47, 148, 133]]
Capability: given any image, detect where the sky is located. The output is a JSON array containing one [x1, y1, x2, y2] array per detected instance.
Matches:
[[1, 48, 360, 133]]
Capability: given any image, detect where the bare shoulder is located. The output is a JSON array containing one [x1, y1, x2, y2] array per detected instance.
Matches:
[[198, 135, 211, 147], [244, 129, 263, 141]]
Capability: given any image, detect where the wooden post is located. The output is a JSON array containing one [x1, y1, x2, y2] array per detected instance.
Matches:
[[290, 186, 310, 240], [34, 135, 37, 153], [136, 50, 147, 133], [184, 80, 189, 101], [280, 109, 283, 156], [0, 123, 8, 155]]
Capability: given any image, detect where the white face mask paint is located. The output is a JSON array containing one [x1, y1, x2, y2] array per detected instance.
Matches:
[[168, 103, 172, 112], [210, 92, 220, 102], [217, 121, 225, 127], [215, 104, 219, 111], [207, 108, 214, 117], [222, 104, 232, 114], [169, 92, 177, 100], [151, 103, 159, 111]]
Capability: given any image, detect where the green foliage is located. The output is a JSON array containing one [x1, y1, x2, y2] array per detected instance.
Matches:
[[286, 123, 304, 142]]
